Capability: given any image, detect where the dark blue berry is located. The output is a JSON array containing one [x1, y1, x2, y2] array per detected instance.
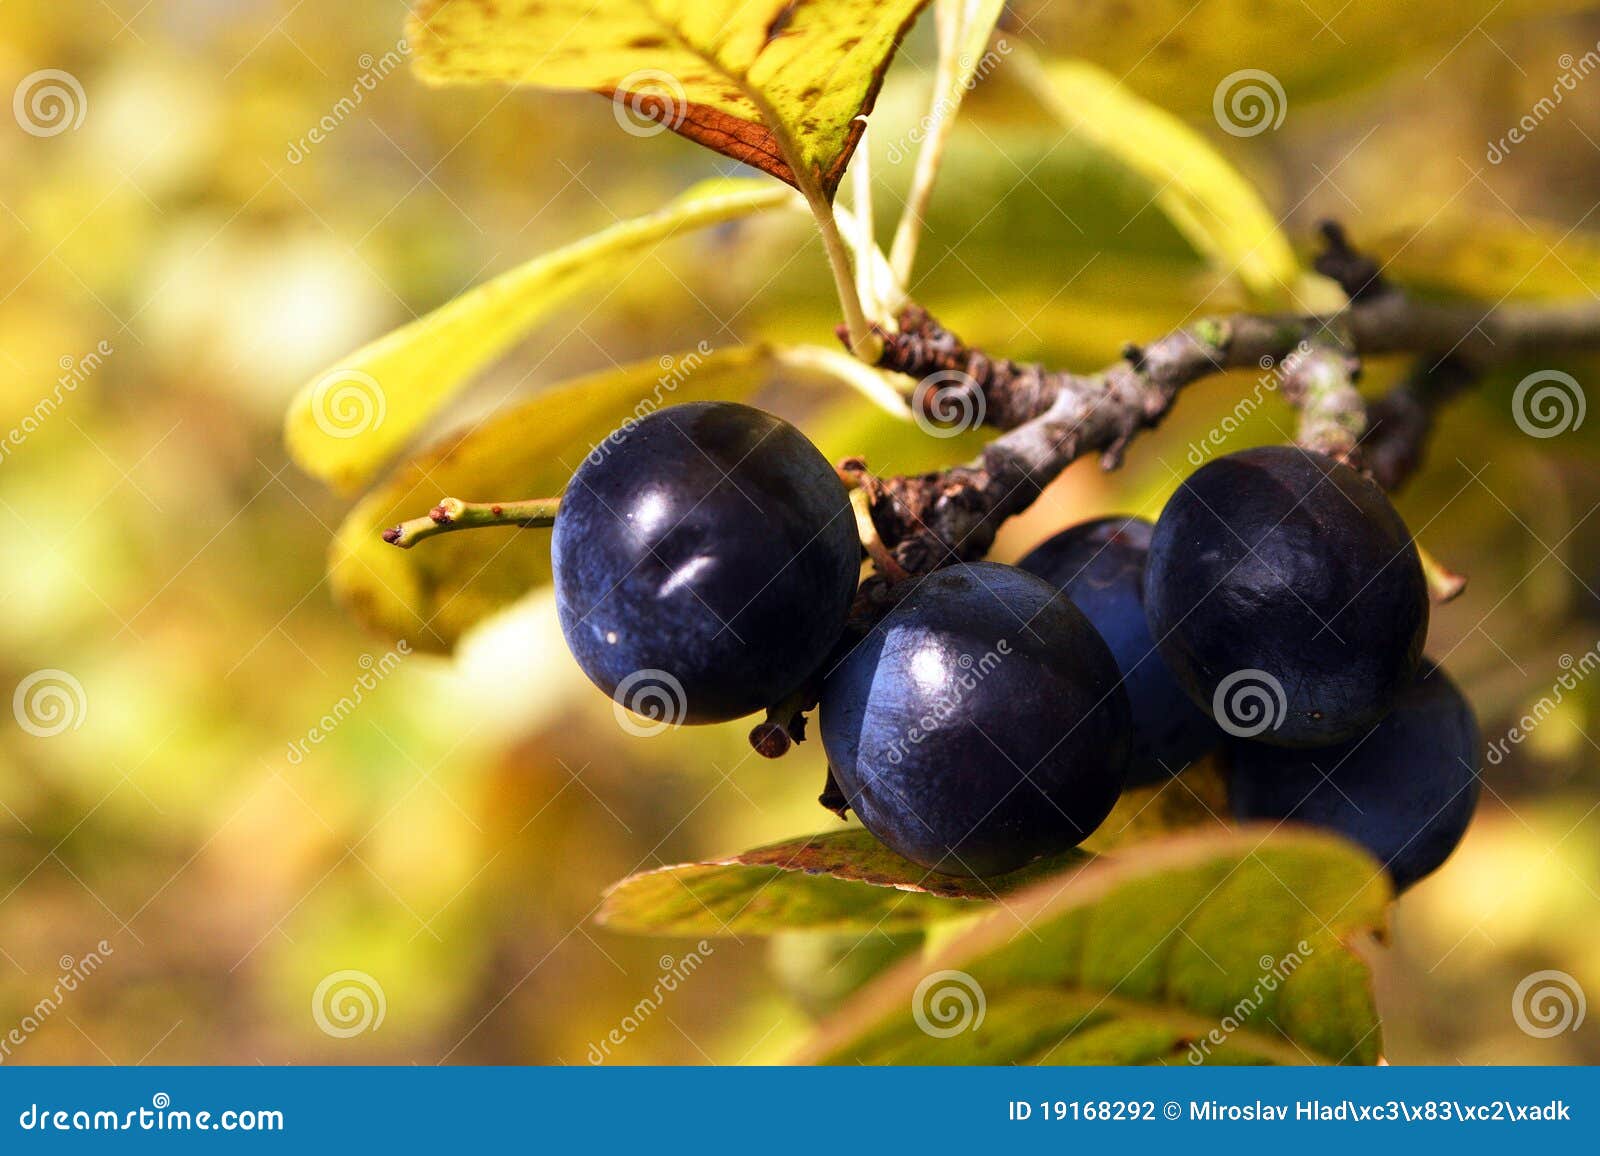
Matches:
[[1145, 446, 1428, 747], [820, 562, 1132, 876], [1019, 516, 1220, 784], [1228, 664, 1481, 891], [552, 402, 859, 724]]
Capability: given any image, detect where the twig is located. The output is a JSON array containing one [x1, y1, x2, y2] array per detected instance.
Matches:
[[383, 496, 560, 549], [851, 225, 1600, 578], [1279, 331, 1366, 466], [1361, 353, 1480, 490]]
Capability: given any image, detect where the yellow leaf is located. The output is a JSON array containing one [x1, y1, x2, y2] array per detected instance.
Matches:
[[1018, 56, 1298, 298], [950, 0, 1007, 91], [285, 179, 792, 493], [331, 344, 896, 652], [1011, 0, 1597, 115], [406, 0, 932, 196], [1371, 211, 1600, 301]]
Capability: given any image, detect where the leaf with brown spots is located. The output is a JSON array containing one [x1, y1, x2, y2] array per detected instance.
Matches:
[[797, 827, 1392, 1065], [406, 0, 933, 198]]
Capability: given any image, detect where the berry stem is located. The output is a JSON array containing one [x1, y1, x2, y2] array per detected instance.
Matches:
[[382, 496, 560, 549], [1417, 542, 1469, 604], [849, 486, 910, 583]]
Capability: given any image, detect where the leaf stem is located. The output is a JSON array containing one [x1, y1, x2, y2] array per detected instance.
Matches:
[[804, 180, 882, 361], [743, 86, 881, 361], [888, 0, 966, 289], [382, 496, 560, 549]]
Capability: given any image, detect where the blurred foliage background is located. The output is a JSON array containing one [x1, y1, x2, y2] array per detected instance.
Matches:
[[1, 0, 1598, 1065]]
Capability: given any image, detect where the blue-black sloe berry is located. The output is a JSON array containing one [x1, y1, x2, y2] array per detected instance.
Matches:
[[820, 562, 1132, 876], [1228, 663, 1481, 891], [1019, 516, 1220, 784], [553, 401, 859, 724], [1145, 445, 1428, 747]]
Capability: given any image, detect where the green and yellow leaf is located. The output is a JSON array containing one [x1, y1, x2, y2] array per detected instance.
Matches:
[[330, 345, 900, 652], [1016, 55, 1297, 299], [286, 178, 791, 493], [797, 827, 1390, 1065], [598, 828, 1092, 936], [1010, 0, 1599, 116], [407, 0, 933, 196], [1370, 211, 1600, 301]]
